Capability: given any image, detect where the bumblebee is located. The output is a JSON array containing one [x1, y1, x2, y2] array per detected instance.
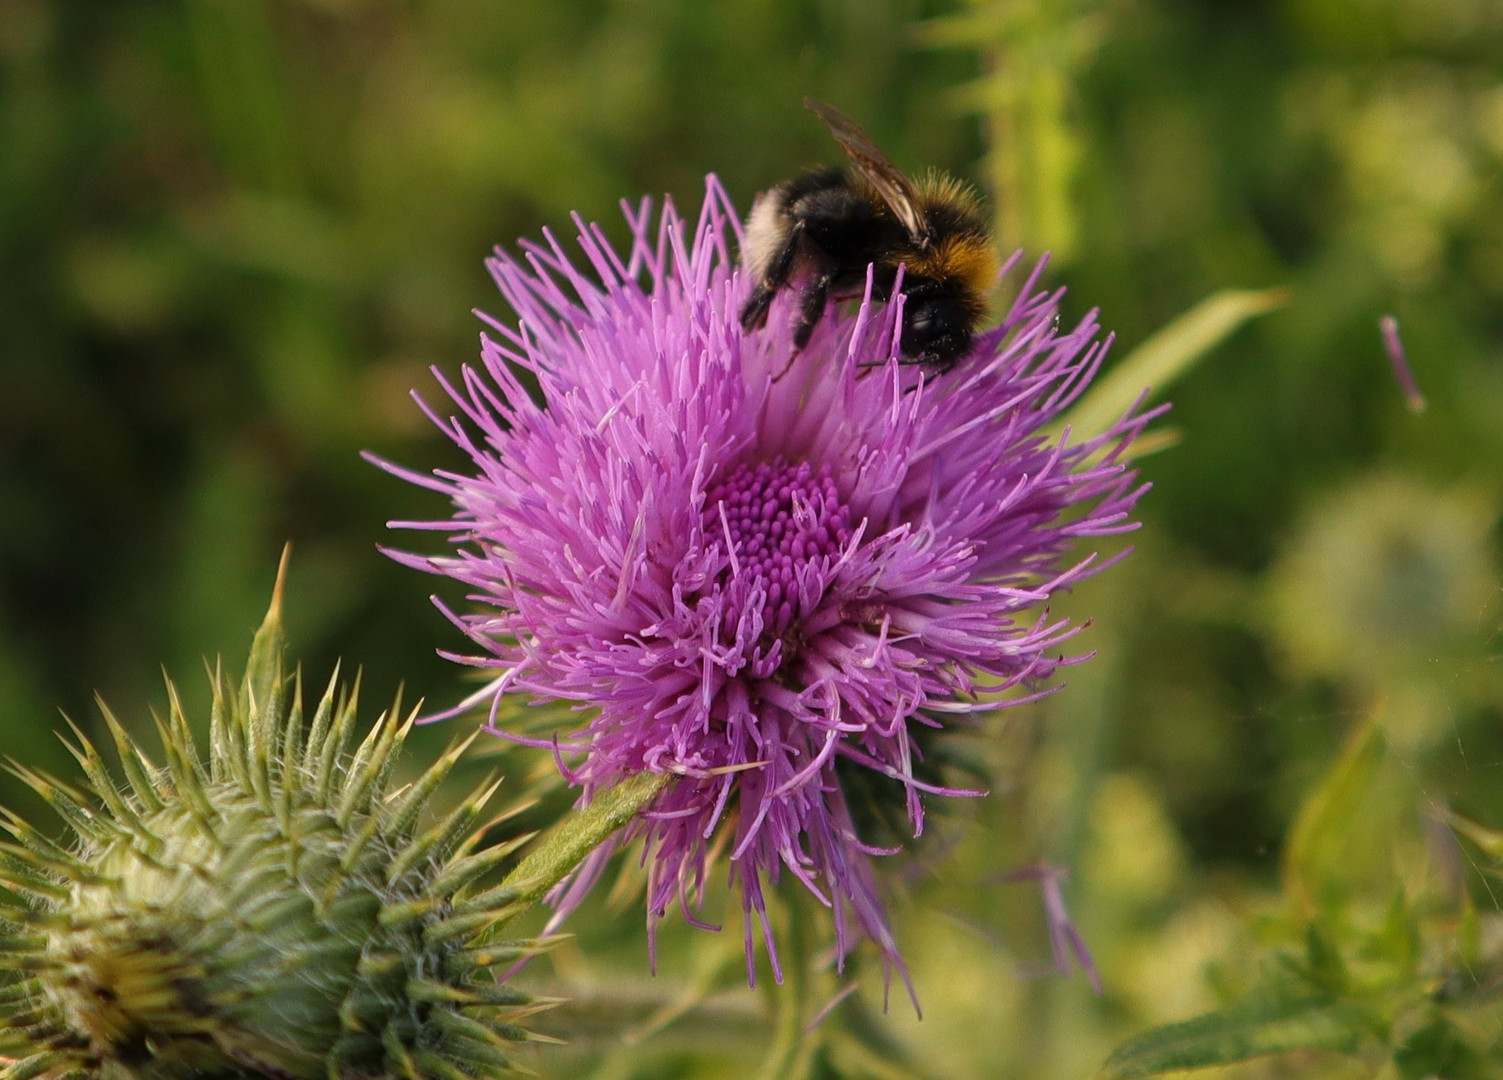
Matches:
[[739, 99, 998, 372]]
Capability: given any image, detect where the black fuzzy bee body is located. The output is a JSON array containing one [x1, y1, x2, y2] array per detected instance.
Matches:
[[739, 101, 998, 372]]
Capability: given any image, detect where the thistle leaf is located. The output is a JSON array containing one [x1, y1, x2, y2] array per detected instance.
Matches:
[[1283, 709, 1386, 913], [1058, 287, 1287, 441], [1096, 994, 1370, 1079]]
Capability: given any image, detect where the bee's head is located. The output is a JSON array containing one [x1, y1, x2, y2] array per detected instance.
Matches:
[[899, 286, 977, 371]]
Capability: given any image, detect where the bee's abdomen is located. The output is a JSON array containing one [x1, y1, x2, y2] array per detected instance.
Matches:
[[741, 187, 791, 281]]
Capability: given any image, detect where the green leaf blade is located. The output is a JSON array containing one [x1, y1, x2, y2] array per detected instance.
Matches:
[[1097, 995, 1370, 1079], [1060, 287, 1287, 441]]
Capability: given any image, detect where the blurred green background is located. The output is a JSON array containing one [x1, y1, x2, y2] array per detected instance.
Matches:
[[2, 0, 1501, 1077]]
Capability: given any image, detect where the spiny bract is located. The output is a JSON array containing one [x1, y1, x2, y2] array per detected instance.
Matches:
[[0, 568, 550, 1080]]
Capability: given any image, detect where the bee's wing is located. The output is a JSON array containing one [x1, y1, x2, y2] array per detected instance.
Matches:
[[804, 98, 932, 246]]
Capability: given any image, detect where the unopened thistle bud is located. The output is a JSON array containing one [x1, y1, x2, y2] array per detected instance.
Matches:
[[0, 562, 553, 1080]]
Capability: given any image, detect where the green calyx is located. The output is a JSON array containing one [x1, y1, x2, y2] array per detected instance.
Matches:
[[0, 557, 569, 1080]]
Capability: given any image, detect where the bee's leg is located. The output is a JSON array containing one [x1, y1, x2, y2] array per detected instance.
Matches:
[[739, 221, 806, 331], [771, 272, 832, 382], [741, 285, 776, 331], [791, 272, 833, 350]]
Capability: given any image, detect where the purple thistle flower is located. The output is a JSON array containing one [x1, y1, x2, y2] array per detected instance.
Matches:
[[372, 177, 1153, 1000]]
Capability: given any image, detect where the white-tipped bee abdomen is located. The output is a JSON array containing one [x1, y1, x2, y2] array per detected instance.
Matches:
[[741, 187, 789, 282], [736, 100, 995, 372]]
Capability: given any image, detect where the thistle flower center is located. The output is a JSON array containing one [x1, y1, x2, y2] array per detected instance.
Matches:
[[702, 459, 853, 637]]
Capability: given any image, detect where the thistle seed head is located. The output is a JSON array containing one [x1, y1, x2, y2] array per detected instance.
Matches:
[[0, 562, 549, 1079]]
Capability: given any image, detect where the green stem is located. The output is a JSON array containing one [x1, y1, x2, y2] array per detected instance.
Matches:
[[752, 896, 814, 1080], [497, 770, 669, 916]]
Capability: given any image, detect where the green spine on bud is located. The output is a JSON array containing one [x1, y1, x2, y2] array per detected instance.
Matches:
[[0, 560, 552, 1080]]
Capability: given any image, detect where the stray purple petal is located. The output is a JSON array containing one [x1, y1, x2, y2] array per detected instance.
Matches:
[[1379, 314, 1427, 414], [998, 864, 1103, 994]]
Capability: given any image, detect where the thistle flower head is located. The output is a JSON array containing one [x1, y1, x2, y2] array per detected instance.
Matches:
[[0, 563, 549, 1079], [376, 179, 1152, 992]]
